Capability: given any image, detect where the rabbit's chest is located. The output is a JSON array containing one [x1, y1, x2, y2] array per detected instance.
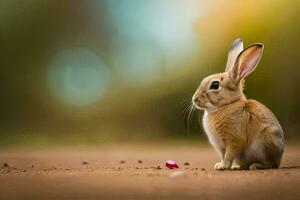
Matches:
[[202, 111, 226, 151]]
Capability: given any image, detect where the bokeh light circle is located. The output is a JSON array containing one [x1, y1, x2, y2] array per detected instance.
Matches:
[[101, 0, 209, 72], [47, 48, 110, 106]]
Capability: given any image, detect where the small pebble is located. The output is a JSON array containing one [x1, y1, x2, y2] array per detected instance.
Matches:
[[156, 165, 162, 170], [82, 161, 88, 165], [3, 163, 9, 167], [120, 160, 126, 164], [201, 168, 206, 171], [138, 160, 143, 164], [184, 162, 190, 166]]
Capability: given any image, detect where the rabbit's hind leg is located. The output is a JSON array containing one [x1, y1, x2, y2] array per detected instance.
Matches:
[[262, 127, 284, 168]]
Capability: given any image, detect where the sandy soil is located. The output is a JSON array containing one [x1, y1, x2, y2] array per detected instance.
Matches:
[[0, 144, 299, 200]]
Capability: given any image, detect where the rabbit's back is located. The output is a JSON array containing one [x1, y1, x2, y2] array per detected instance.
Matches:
[[246, 99, 283, 133]]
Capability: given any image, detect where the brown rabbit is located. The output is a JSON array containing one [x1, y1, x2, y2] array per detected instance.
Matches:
[[192, 38, 284, 170]]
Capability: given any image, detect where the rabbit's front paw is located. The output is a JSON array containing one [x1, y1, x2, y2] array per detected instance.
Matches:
[[214, 162, 225, 170], [214, 162, 230, 170], [231, 165, 241, 170]]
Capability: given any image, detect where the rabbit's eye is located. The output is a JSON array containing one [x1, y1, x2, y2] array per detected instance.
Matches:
[[209, 81, 220, 90]]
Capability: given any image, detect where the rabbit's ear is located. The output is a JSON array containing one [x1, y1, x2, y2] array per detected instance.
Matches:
[[225, 38, 244, 72], [230, 43, 264, 83]]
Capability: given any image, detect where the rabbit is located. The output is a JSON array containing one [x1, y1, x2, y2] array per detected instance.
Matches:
[[192, 38, 284, 170]]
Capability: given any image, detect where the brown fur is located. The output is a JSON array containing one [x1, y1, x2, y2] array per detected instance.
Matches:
[[192, 39, 284, 170]]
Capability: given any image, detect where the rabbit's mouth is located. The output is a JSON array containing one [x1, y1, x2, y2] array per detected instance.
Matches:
[[192, 91, 208, 110], [192, 96, 216, 111], [193, 103, 203, 110], [192, 99, 205, 110]]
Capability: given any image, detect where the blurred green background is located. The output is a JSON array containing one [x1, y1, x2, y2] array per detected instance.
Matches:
[[0, 0, 299, 146]]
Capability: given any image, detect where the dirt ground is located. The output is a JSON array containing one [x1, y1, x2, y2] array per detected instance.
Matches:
[[0, 143, 299, 200]]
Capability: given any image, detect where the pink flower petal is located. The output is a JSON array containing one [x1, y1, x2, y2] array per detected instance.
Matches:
[[166, 160, 179, 169]]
